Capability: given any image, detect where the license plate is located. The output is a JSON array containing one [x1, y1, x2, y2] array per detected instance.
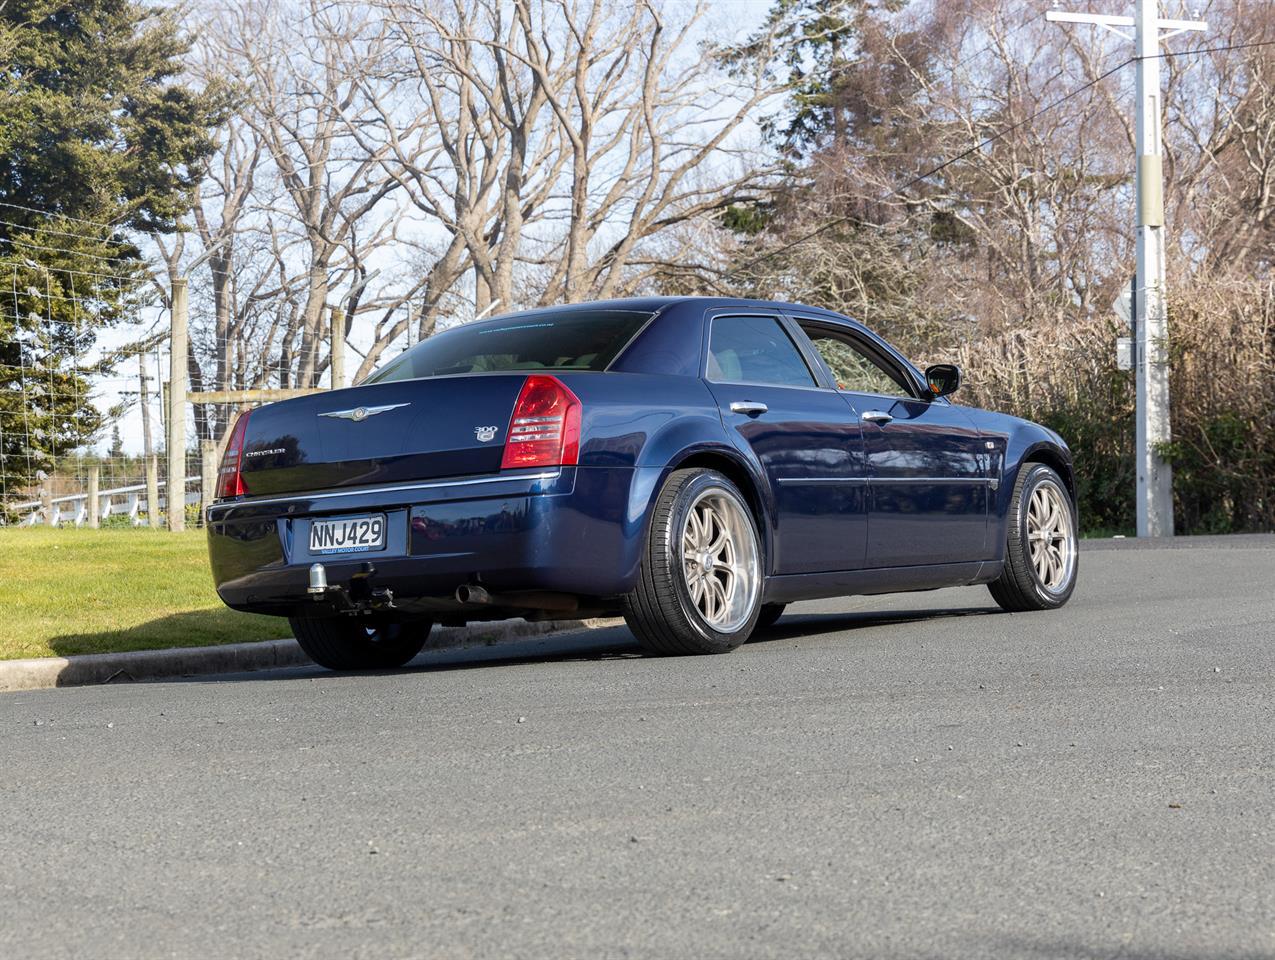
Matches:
[[309, 515, 386, 554]]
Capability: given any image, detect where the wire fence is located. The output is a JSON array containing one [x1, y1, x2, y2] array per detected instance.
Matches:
[[0, 209, 352, 530], [1, 255, 175, 527]]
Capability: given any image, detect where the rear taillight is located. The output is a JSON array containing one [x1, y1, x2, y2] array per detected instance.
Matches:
[[500, 375, 581, 470], [216, 411, 251, 499]]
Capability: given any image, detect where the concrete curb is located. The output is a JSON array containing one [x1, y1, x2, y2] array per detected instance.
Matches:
[[0, 617, 623, 693]]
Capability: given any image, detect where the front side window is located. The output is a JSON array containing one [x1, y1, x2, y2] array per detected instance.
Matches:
[[365, 309, 653, 383], [801, 326, 913, 398], [707, 315, 816, 388]]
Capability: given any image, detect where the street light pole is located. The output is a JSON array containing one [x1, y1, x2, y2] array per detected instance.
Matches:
[[1046, 0, 1206, 537], [1132, 0, 1173, 538]]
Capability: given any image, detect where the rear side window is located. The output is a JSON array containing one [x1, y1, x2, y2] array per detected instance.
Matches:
[[707, 315, 816, 388], [366, 309, 652, 383]]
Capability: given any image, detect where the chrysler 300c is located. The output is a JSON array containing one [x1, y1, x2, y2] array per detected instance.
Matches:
[[206, 298, 1078, 670]]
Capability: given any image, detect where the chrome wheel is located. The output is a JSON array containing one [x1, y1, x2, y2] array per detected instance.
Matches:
[[680, 488, 760, 634], [1027, 479, 1076, 594]]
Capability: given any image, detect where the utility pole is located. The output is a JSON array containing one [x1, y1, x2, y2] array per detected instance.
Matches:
[[1046, 1, 1205, 538], [167, 277, 188, 533]]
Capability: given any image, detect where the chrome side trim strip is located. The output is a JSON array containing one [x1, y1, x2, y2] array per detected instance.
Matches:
[[221, 471, 562, 509], [776, 476, 994, 485]]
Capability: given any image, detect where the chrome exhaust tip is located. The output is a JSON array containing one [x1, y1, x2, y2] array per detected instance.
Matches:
[[455, 584, 490, 605]]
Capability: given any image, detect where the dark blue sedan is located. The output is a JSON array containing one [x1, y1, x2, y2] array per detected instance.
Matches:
[[207, 297, 1078, 669]]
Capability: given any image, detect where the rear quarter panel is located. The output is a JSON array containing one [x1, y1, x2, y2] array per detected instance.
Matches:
[[556, 370, 763, 588]]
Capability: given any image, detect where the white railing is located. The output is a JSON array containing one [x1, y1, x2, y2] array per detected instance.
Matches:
[[6, 477, 202, 527]]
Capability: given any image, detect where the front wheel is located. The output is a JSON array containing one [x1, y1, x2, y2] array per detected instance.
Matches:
[[988, 462, 1078, 612], [289, 616, 433, 671], [623, 468, 763, 655]]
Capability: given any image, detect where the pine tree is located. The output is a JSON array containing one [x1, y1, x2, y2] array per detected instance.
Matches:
[[720, 0, 946, 344], [0, 0, 226, 505]]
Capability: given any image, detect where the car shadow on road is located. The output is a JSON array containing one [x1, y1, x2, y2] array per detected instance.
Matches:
[[169, 628, 643, 684], [746, 605, 1004, 646], [175, 604, 1004, 684]]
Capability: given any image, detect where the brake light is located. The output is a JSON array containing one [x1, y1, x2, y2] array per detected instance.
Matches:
[[500, 375, 581, 470], [216, 411, 251, 498]]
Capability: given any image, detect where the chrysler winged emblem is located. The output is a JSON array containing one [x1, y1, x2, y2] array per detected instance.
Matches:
[[319, 402, 410, 422]]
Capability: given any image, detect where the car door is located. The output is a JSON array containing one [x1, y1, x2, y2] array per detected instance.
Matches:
[[791, 318, 990, 567], [702, 312, 868, 575]]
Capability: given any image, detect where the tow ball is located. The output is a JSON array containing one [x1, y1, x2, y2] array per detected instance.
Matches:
[[307, 563, 329, 595], [307, 561, 395, 613]]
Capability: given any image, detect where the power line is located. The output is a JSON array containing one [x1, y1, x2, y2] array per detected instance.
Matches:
[[0, 235, 146, 267], [0, 236, 241, 284], [3, 259, 149, 286], [1162, 37, 1275, 58], [0, 216, 138, 249], [0, 200, 132, 233]]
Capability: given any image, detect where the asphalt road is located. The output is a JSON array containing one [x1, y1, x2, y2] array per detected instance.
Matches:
[[3, 536, 1274, 960]]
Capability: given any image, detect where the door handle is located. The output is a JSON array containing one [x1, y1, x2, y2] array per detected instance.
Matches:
[[729, 401, 768, 416], [861, 410, 893, 425]]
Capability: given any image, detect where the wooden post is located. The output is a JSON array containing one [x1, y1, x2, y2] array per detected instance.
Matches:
[[87, 465, 100, 529], [138, 352, 153, 460], [168, 278, 188, 532], [200, 440, 218, 528], [40, 481, 53, 528], [146, 455, 160, 528], [330, 306, 346, 390]]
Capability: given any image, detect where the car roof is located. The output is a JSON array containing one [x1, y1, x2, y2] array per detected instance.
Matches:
[[474, 296, 856, 325]]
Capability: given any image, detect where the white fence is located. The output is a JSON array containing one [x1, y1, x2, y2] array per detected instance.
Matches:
[[8, 477, 201, 527]]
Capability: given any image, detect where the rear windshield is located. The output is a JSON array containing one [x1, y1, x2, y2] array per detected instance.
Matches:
[[365, 309, 652, 384]]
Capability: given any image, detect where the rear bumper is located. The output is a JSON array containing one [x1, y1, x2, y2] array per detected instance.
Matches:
[[206, 466, 655, 617]]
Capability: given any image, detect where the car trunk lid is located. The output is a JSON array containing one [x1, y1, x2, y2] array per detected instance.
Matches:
[[237, 375, 528, 497]]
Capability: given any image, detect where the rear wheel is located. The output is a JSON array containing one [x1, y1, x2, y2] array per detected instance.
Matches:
[[988, 462, 1078, 612], [623, 468, 763, 655], [289, 616, 432, 671]]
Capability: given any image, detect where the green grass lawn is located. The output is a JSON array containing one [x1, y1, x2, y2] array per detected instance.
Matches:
[[0, 527, 291, 660]]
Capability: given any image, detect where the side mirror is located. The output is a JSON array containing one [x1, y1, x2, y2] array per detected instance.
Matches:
[[924, 363, 961, 399]]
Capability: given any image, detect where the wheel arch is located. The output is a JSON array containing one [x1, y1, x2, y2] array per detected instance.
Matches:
[[671, 448, 770, 537], [639, 444, 776, 577], [1020, 441, 1076, 502], [988, 435, 1077, 563]]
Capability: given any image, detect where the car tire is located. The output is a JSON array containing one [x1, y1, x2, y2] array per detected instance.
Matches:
[[988, 462, 1079, 612], [623, 468, 763, 655], [289, 616, 433, 671], [756, 603, 787, 630]]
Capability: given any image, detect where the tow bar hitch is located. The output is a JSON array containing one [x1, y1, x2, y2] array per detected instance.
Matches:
[[307, 561, 396, 613]]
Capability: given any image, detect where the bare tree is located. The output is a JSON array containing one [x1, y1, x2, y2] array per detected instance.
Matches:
[[203, 0, 409, 388], [515, 1, 781, 303], [349, 0, 782, 354]]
